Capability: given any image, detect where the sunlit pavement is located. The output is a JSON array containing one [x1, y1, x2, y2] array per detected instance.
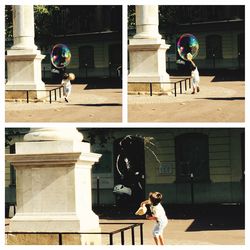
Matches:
[[5, 216, 244, 245]]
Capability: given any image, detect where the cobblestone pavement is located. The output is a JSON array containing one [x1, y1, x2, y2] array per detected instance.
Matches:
[[5, 84, 122, 122], [128, 76, 245, 122], [5, 217, 244, 245], [99, 218, 244, 245]]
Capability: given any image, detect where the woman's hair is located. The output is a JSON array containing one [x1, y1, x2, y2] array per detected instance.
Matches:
[[149, 192, 163, 206], [63, 73, 69, 79]]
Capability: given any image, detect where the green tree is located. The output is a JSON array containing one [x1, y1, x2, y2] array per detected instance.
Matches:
[[5, 5, 13, 40], [34, 5, 60, 49], [128, 5, 135, 29], [5, 5, 61, 49], [128, 6, 244, 30]]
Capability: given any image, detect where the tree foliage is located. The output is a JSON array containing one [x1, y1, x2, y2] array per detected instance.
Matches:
[[128, 5, 135, 29], [5, 5, 13, 40], [5, 5, 61, 48], [128, 5, 244, 30]]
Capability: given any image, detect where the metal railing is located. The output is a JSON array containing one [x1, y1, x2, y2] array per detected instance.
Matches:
[[169, 77, 192, 96], [5, 86, 63, 104], [129, 77, 191, 97], [5, 222, 144, 245]]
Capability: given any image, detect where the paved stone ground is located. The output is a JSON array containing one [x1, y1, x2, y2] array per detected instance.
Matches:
[[5, 204, 245, 245], [5, 217, 244, 245], [99, 218, 244, 245], [96, 204, 245, 245], [5, 84, 122, 122], [5, 77, 244, 123], [128, 76, 245, 122]]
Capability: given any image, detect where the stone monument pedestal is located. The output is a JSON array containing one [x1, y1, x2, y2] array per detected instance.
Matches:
[[6, 132, 102, 245], [128, 38, 170, 92], [5, 49, 46, 100]]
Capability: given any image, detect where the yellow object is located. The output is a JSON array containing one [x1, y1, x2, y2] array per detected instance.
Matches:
[[135, 204, 147, 215], [187, 53, 193, 60], [69, 73, 75, 80]]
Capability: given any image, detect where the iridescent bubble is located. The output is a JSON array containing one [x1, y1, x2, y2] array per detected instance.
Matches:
[[177, 34, 199, 61], [50, 44, 71, 68]]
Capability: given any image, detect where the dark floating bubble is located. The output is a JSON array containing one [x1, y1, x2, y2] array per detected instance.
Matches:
[[177, 33, 199, 61], [50, 44, 71, 69]]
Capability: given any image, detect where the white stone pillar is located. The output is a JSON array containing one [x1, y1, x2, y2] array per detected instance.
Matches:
[[134, 5, 161, 40], [128, 5, 170, 92], [6, 128, 102, 245], [11, 6, 37, 50], [5, 5, 46, 99]]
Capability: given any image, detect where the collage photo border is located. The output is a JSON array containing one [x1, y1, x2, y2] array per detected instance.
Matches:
[[0, 0, 249, 248]]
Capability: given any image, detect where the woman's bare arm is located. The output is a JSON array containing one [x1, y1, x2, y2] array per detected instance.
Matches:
[[189, 59, 196, 68]]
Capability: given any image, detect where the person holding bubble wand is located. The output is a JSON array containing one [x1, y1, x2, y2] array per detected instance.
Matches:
[[61, 72, 75, 102], [187, 53, 200, 94], [139, 192, 168, 245]]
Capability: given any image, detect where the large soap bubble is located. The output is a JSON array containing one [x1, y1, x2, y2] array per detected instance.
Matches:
[[177, 33, 199, 61], [50, 44, 71, 68]]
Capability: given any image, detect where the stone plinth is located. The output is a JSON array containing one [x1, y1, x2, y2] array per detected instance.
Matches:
[[128, 83, 162, 93], [6, 138, 102, 245], [5, 50, 46, 99]]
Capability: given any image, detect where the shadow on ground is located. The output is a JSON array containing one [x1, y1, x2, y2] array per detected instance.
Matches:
[[83, 77, 122, 89], [186, 216, 244, 231], [44, 77, 122, 89], [196, 97, 245, 101], [68, 103, 122, 107], [93, 204, 245, 231], [169, 69, 245, 82], [167, 204, 244, 231], [210, 69, 245, 82]]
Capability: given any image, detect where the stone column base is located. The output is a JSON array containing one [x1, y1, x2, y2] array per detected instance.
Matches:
[[128, 38, 171, 93], [128, 82, 161, 92], [5, 50, 46, 99], [6, 234, 82, 245], [5, 90, 47, 101], [128, 81, 172, 94], [5, 139, 102, 245], [7, 212, 101, 245], [6, 232, 101, 245]]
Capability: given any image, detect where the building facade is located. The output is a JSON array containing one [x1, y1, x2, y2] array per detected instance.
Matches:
[[43, 6, 122, 81], [128, 5, 245, 72], [5, 128, 244, 216]]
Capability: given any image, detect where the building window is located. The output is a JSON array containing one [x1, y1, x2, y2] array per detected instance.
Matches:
[[110, 6, 122, 31], [79, 46, 94, 69], [9, 144, 16, 186], [206, 35, 222, 59], [108, 44, 122, 66], [175, 133, 210, 183], [238, 33, 245, 58]]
